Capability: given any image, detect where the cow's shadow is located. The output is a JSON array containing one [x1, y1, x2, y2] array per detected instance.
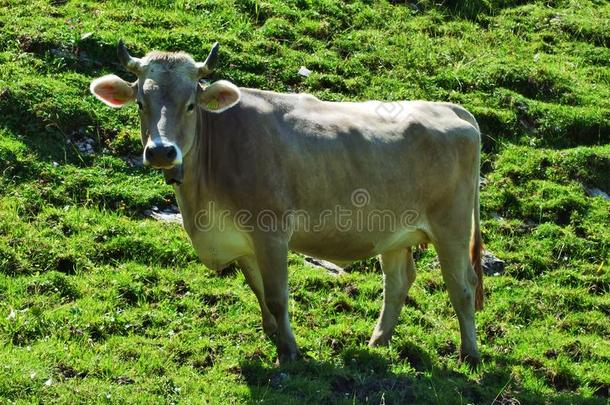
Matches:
[[238, 345, 602, 405]]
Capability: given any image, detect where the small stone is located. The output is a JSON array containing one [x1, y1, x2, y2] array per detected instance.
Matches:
[[145, 206, 183, 224], [490, 212, 504, 221], [584, 186, 610, 200], [298, 66, 311, 77], [304, 256, 345, 276], [482, 251, 505, 276]]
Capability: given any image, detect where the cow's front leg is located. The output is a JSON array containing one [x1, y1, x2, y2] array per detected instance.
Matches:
[[253, 234, 299, 364], [238, 256, 278, 339]]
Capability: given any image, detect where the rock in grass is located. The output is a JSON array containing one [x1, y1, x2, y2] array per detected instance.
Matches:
[[304, 256, 345, 276], [144, 205, 183, 224], [298, 66, 311, 77], [482, 250, 505, 276], [582, 185, 610, 201]]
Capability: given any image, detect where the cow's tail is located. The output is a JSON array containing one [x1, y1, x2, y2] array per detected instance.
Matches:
[[454, 106, 484, 311], [470, 120, 484, 312], [449, 104, 484, 311]]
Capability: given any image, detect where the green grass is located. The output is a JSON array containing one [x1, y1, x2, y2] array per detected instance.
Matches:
[[0, 0, 608, 403]]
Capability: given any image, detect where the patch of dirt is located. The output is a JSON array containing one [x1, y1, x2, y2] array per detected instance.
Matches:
[[485, 324, 506, 341], [333, 299, 353, 313], [541, 367, 579, 391], [56, 257, 77, 274], [544, 348, 559, 359], [114, 375, 135, 385], [201, 292, 237, 307], [172, 348, 193, 366], [561, 340, 583, 362], [592, 380, 609, 398], [55, 363, 86, 379], [192, 353, 215, 372], [437, 340, 457, 357], [521, 357, 544, 369], [225, 365, 243, 379], [245, 350, 268, 363], [422, 278, 444, 293], [327, 338, 344, 355], [343, 283, 359, 297], [174, 279, 189, 296], [587, 279, 609, 295], [17, 35, 49, 53]]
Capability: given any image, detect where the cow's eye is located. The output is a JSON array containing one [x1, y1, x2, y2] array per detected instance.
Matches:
[[137, 101, 144, 111], [187, 103, 195, 112]]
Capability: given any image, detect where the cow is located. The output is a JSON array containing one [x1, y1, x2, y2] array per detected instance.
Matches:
[[90, 41, 484, 365]]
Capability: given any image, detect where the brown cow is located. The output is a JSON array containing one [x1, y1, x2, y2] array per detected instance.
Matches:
[[90, 42, 483, 365]]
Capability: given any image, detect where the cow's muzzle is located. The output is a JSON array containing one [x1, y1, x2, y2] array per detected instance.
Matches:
[[163, 164, 184, 185], [144, 142, 181, 169]]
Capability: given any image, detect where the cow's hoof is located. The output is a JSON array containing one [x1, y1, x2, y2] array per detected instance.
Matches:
[[263, 321, 278, 341], [459, 351, 481, 369], [368, 334, 390, 347], [277, 349, 300, 366]]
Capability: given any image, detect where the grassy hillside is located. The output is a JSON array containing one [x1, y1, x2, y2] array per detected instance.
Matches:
[[0, 0, 608, 403]]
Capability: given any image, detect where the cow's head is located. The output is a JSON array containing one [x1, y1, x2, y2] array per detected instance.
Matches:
[[90, 41, 240, 184]]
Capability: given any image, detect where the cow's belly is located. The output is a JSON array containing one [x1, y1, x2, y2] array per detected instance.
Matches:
[[289, 226, 429, 266], [188, 227, 253, 271]]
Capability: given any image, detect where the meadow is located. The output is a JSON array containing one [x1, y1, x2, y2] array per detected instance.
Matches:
[[0, 0, 608, 403]]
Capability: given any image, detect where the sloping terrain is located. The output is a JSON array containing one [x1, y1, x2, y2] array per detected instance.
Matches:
[[0, 0, 608, 403]]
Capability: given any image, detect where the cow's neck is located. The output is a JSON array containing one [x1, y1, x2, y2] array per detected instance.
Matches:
[[173, 107, 216, 226]]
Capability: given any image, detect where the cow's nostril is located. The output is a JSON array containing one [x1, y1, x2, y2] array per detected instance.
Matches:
[[166, 147, 177, 160]]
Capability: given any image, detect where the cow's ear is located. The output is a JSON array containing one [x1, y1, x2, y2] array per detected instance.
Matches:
[[198, 80, 240, 113], [90, 75, 135, 108]]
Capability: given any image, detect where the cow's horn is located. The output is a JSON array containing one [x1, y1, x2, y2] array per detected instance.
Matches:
[[117, 40, 142, 75], [197, 42, 220, 79]]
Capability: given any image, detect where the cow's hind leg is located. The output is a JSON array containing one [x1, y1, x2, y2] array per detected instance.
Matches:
[[434, 240, 480, 364], [369, 247, 416, 346], [238, 256, 278, 339]]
